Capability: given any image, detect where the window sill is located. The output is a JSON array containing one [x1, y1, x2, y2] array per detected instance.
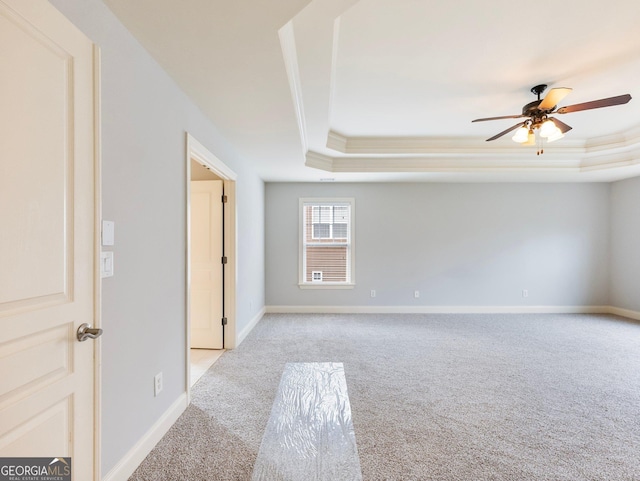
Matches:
[[298, 283, 355, 290]]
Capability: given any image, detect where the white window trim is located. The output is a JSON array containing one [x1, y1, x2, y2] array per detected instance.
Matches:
[[299, 197, 355, 289]]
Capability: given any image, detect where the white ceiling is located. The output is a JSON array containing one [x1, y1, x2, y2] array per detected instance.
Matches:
[[102, 0, 640, 182]]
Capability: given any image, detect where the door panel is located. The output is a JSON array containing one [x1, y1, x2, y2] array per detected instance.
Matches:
[[0, 324, 71, 402], [0, 396, 70, 457], [0, 0, 96, 478], [0, 3, 70, 309], [190, 181, 223, 349]]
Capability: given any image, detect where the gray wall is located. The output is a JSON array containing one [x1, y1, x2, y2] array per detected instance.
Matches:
[[610, 175, 640, 312], [51, 0, 265, 475], [266, 183, 611, 307]]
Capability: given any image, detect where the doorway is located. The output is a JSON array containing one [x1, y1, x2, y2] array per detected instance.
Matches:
[[186, 134, 237, 395]]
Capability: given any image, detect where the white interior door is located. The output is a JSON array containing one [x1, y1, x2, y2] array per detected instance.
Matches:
[[190, 180, 224, 349], [0, 0, 97, 478]]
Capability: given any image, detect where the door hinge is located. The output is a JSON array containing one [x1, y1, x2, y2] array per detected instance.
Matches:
[[221, 256, 228, 264], [222, 195, 228, 203], [221, 317, 228, 326]]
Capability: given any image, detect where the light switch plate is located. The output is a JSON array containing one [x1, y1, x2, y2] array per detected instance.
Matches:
[[101, 251, 114, 278], [102, 220, 115, 246]]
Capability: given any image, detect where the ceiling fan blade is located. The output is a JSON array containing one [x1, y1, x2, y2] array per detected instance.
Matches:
[[485, 122, 525, 142], [556, 94, 631, 114], [550, 117, 572, 133], [538, 87, 572, 110], [472, 114, 525, 122]]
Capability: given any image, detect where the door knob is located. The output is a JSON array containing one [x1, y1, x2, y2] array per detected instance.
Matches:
[[77, 323, 103, 342]]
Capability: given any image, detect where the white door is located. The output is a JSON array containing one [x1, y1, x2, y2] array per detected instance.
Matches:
[[190, 181, 224, 349], [0, 0, 97, 478]]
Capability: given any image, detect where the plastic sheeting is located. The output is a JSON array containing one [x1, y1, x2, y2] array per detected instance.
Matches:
[[251, 362, 362, 481]]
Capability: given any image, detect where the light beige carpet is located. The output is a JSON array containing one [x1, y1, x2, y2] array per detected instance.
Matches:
[[130, 313, 640, 480]]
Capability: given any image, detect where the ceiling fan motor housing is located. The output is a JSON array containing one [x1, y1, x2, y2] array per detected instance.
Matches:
[[521, 100, 548, 129], [522, 100, 544, 116]]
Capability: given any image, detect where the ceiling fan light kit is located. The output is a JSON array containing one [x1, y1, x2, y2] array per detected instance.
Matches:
[[512, 126, 529, 143], [524, 130, 536, 145], [539, 118, 559, 138], [545, 128, 565, 143], [473, 83, 632, 151]]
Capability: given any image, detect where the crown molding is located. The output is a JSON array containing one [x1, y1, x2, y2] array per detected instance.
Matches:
[[279, 21, 308, 152], [582, 126, 640, 170], [326, 125, 640, 156], [306, 149, 640, 174], [581, 152, 640, 171], [305, 151, 334, 171], [312, 126, 640, 175], [585, 123, 640, 153], [325, 130, 587, 154], [306, 150, 584, 173], [326, 130, 348, 152]]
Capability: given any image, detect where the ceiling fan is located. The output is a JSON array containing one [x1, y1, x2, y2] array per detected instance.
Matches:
[[472, 84, 632, 146]]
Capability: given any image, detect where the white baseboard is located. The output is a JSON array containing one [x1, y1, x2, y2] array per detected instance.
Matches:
[[237, 306, 266, 346], [103, 393, 187, 481], [608, 305, 640, 321], [266, 305, 611, 315]]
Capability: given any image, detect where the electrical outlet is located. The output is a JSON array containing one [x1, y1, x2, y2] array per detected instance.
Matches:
[[370, 289, 376, 298], [154, 372, 163, 397], [522, 289, 529, 298], [414, 290, 420, 299]]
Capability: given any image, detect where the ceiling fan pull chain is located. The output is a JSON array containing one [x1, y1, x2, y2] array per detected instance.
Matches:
[[536, 136, 545, 155]]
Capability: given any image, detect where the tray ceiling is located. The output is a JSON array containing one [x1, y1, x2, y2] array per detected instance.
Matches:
[[104, 0, 640, 181]]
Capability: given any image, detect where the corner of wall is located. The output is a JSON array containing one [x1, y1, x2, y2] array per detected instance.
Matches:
[[102, 394, 187, 481], [237, 307, 266, 347]]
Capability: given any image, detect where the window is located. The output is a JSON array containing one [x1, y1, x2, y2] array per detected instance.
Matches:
[[299, 198, 355, 288], [311, 205, 348, 239]]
